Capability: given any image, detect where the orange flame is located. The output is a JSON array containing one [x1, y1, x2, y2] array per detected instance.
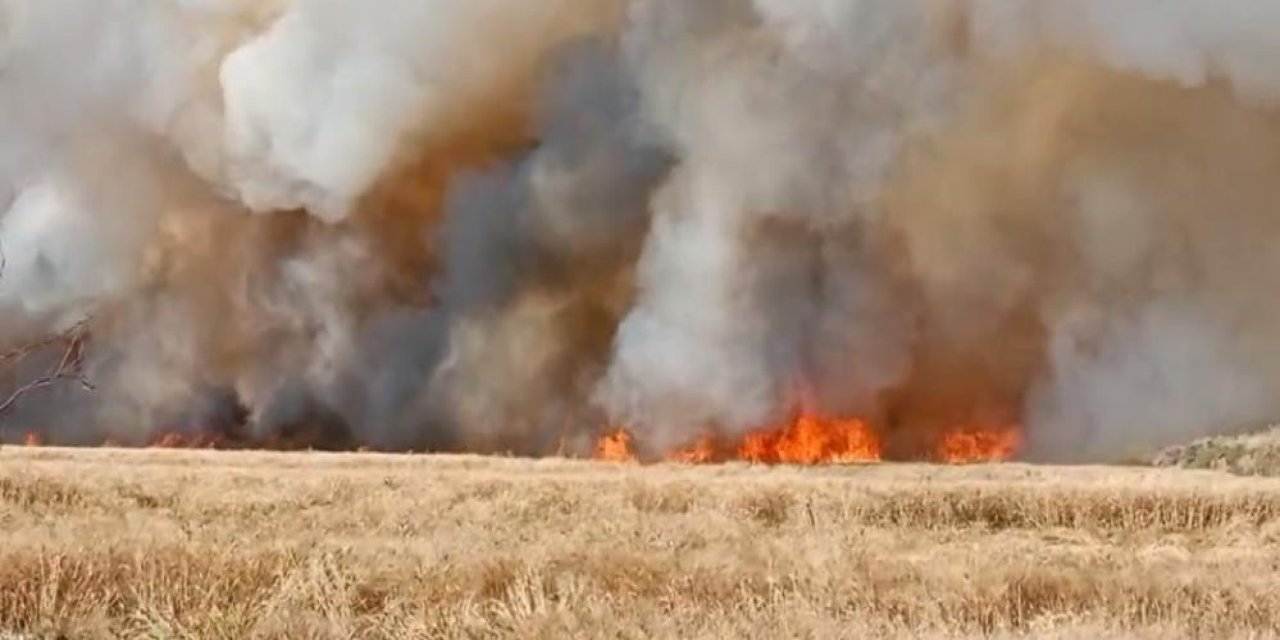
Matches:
[[595, 429, 637, 463], [23, 432, 42, 447], [594, 415, 1023, 465], [667, 435, 719, 464], [937, 426, 1022, 464], [596, 410, 883, 465], [149, 431, 224, 450], [739, 413, 881, 464]]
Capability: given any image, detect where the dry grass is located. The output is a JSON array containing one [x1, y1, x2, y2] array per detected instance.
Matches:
[[1, 447, 1279, 638]]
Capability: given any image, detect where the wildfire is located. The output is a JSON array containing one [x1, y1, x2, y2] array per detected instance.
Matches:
[[937, 427, 1022, 464], [593, 416, 1022, 466], [739, 413, 881, 464], [15, 417, 1019, 464], [147, 430, 233, 450], [667, 435, 719, 464], [595, 429, 637, 463], [4, 425, 358, 452], [595, 411, 883, 465]]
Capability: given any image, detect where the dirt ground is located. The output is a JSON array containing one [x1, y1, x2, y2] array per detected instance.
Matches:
[[2, 446, 1279, 638]]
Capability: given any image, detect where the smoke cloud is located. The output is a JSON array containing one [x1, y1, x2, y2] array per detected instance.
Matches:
[[3, 0, 1280, 462]]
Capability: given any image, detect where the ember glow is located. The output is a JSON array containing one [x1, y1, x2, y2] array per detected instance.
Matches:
[[667, 436, 718, 464], [937, 427, 1023, 464], [148, 431, 225, 450], [7, 427, 335, 452]]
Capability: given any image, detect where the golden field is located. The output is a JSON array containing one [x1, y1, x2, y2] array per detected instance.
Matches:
[[2, 446, 1279, 639]]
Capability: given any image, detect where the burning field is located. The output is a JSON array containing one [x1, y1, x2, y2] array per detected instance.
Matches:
[[5, 1, 1280, 635], [5, 1, 1280, 461]]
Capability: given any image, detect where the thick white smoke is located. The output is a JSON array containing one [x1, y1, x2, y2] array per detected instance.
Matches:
[[3, 0, 1280, 461], [220, 0, 614, 220]]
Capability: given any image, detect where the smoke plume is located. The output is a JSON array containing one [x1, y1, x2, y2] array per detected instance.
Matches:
[[3, 0, 1280, 462]]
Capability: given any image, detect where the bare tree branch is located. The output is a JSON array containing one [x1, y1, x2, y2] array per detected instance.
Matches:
[[0, 318, 95, 418], [0, 239, 98, 447]]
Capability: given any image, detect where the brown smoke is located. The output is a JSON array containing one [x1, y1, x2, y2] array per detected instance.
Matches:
[[4, 1, 1280, 462]]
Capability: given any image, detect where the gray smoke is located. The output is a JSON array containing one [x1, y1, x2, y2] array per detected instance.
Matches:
[[3, 0, 1280, 462]]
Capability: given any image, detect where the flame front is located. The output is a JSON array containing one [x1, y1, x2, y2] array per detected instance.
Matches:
[[738, 413, 881, 464], [23, 432, 42, 447], [597, 411, 883, 465], [595, 417, 1023, 465]]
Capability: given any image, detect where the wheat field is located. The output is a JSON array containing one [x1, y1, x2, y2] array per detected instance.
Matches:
[[1, 447, 1279, 639]]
